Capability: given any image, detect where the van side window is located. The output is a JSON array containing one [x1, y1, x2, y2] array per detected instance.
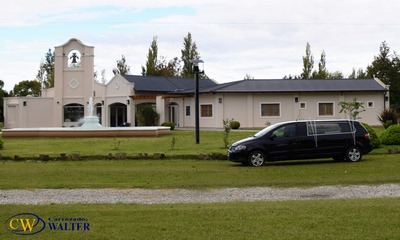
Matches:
[[307, 121, 355, 135]]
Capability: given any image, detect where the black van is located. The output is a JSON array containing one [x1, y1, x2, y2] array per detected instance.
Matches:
[[228, 120, 373, 166]]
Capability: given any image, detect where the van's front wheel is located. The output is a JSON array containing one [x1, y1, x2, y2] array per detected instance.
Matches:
[[248, 151, 266, 167], [345, 146, 362, 162]]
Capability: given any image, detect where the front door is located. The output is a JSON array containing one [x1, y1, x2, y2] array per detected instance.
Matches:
[[169, 104, 179, 127], [109, 103, 127, 127]]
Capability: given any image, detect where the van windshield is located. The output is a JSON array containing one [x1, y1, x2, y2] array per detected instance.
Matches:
[[254, 123, 286, 138]]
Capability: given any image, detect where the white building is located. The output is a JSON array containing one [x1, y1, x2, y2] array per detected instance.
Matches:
[[4, 38, 389, 129]]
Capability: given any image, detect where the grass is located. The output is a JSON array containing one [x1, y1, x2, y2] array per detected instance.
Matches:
[[1, 128, 400, 239], [1, 128, 399, 159], [1, 198, 400, 240], [0, 130, 254, 159], [0, 154, 399, 189]]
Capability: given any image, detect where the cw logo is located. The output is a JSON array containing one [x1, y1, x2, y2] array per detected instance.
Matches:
[[5, 213, 46, 235]]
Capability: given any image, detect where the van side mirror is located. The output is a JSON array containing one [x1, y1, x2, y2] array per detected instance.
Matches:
[[270, 133, 277, 140]]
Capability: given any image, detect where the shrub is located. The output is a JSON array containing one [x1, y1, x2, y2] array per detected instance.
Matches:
[[230, 121, 240, 129], [361, 122, 380, 148], [380, 124, 400, 145], [0, 138, 3, 149], [223, 119, 233, 149], [378, 108, 398, 129], [161, 122, 175, 130], [136, 104, 160, 126]]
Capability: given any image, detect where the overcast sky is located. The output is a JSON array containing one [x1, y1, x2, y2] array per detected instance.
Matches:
[[1, 0, 400, 91]]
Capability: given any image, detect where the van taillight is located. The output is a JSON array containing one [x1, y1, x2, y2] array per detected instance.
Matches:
[[364, 133, 370, 139]]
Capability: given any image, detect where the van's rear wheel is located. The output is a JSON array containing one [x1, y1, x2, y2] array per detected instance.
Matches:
[[345, 146, 362, 162], [248, 151, 266, 167]]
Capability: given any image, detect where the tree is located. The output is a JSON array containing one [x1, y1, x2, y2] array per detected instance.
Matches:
[[366, 41, 392, 83], [10, 80, 41, 97], [157, 56, 181, 77], [283, 74, 299, 79], [0, 80, 9, 122], [141, 36, 181, 77], [339, 98, 365, 120], [366, 41, 400, 108], [327, 71, 344, 79], [113, 55, 130, 76], [349, 68, 368, 79], [136, 104, 160, 126], [36, 48, 55, 89], [312, 50, 328, 79], [101, 69, 107, 84], [244, 73, 254, 80], [181, 32, 200, 78], [142, 36, 159, 76], [301, 42, 314, 79]]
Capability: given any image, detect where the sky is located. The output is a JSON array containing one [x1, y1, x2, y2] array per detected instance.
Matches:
[[1, 0, 400, 92]]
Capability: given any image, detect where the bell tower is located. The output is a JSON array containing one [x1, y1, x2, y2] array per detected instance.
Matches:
[[53, 38, 95, 126]]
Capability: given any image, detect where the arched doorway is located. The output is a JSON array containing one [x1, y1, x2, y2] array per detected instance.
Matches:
[[109, 103, 127, 127], [169, 102, 179, 127]]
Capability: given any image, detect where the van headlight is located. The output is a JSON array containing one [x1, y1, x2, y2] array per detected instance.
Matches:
[[234, 145, 246, 151]]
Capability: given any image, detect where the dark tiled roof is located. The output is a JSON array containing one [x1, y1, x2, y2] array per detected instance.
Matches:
[[198, 78, 387, 93], [123, 76, 387, 94], [123, 75, 217, 93]]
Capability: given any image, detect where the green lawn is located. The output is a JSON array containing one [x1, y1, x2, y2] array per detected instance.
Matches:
[[0, 154, 399, 189], [1, 198, 399, 240], [0, 130, 253, 159], [1, 128, 398, 159], [1, 129, 400, 239]]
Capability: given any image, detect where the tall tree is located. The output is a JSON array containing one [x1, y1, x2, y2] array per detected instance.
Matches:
[[312, 50, 328, 79], [181, 32, 200, 78], [36, 48, 55, 89], [142, 36, 159, 76], [366, 41, 400, 107], [301, 42, 314, 79], [113, 55, 130, 75], [141, 36, 181, 77], [10, 80, 41, 97], [366, 41, 392, 83]]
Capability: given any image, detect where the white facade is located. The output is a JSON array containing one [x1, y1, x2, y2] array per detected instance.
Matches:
[[3, 39, 389, 129]]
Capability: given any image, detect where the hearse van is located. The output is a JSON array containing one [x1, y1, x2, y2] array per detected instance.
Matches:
[[228, 120, 373, 166]]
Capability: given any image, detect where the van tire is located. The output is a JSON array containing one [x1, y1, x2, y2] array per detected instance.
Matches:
[[345, 146, 362, 162], [248, 151, 266, 167]]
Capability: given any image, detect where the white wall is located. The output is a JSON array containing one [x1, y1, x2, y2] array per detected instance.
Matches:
[[178, 91, 386, 128]]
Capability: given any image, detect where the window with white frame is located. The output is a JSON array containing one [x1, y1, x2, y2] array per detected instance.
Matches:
[[185, 106, 191, 116], [261, 103, 280, 117], [201, 104, 213, 117], [318, 102, 334, 116]]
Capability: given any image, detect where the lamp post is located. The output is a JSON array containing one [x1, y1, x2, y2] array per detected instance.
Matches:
[[192, 58, 203, 144]]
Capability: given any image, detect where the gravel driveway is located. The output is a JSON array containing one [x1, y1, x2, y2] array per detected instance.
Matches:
[[1, 184, 400, 205]]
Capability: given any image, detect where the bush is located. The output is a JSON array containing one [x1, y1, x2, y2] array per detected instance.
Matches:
[[378, 108, 398, 129], [0, 138, 3, 149], [380, 124, 400, 145], [230, 121, 240, 129], [136, 104, 160, 126], [361, 122, 380, 148], [161, 122, 175, 130]]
